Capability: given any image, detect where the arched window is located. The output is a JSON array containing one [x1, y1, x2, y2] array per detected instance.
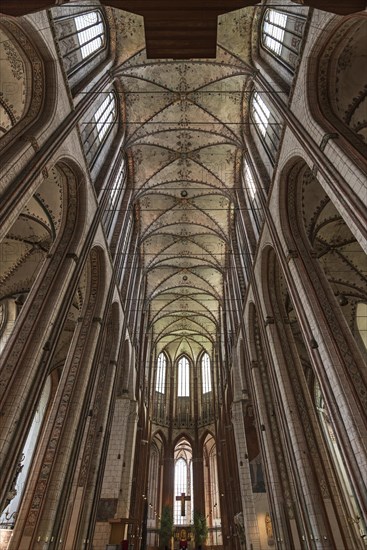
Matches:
[[251, 91, 281, 165], [156, 353, 167, 393], [81, 92, 116, 167], [262, 9, 306, 72], [102, 156, 127, 236], [243, 158, 263, 236], [178, 356, 190, 397], [53, 10, 106, 76], [174, 439, 193, 525], [201, 353, 212, 394]]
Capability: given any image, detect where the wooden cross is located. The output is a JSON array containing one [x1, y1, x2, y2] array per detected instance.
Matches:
[[176, 492, 191, 516]]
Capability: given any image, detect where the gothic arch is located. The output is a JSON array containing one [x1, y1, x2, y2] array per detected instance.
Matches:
[[0, 159, 87, 515], [307, 14, 367, 164], [251, 5, 309, 96], [152, 429, 167, 447], [276, 159, 367, 519], [279, 157, 367, 363], [172, 433, 194, 451], [0, 17, 57, 158], [0, 244, 108, 546], [260, 244, 359, 547], [51, 4, 110, 91], [0, 159, 86, 358]]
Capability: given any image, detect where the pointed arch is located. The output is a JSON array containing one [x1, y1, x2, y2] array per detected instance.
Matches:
[[177, 354, 190, 397]]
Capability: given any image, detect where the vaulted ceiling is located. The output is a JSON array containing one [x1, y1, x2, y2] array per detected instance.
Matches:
[[110, 6, 255, 361]]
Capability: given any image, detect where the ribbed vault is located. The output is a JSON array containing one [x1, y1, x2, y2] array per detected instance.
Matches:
[[111, 6, 255, 359]]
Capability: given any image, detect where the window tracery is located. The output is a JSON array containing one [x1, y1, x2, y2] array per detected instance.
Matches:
[[243, 158, 263, 236], [250, 91, 281, 165], [201, 353, 212, 394], [53, 10, 106, 75], [81, 91, 117, 166], [102, 156, 126, 236], [262, 9, 306, 72], [156, 352, 167, 394], [177, 356, 190, 397]]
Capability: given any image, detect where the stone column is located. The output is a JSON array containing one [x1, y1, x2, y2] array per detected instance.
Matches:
[[64, 354, 117, 549], [232, 400, 261, 550], [264, 317, 340, 549], [249, 361, 296, 548], [10, 255, 104, 548], [0, 248, 80, 512], [116, 400, 139, 521]]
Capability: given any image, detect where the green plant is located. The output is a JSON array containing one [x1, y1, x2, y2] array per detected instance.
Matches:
[[159, 505, 173, 549], [192, 510, 208, 548]]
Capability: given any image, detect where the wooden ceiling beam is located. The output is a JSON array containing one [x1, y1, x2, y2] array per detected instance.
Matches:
[[1, 0, 366, 58]]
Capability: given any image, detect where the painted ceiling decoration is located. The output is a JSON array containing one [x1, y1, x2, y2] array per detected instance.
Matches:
[[0, 0, 364, 364], [109, 6, 256, 361]]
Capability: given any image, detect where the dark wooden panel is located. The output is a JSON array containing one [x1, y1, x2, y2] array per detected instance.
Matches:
[[144, 10, 218, 58], [1, 0, 365, 57]]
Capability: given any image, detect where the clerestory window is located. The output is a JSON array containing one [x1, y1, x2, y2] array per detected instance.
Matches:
[[262, 9, 307, 72], [201, 353, 212, 394], [177, 356, 190, 397], [53, 10, 106, 75], [82, 92, 117, 166], [243, 158, 263, 235], [251, 91, 281, 165], [102, 156, 127, 237], [156, 353, 167, 394]]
